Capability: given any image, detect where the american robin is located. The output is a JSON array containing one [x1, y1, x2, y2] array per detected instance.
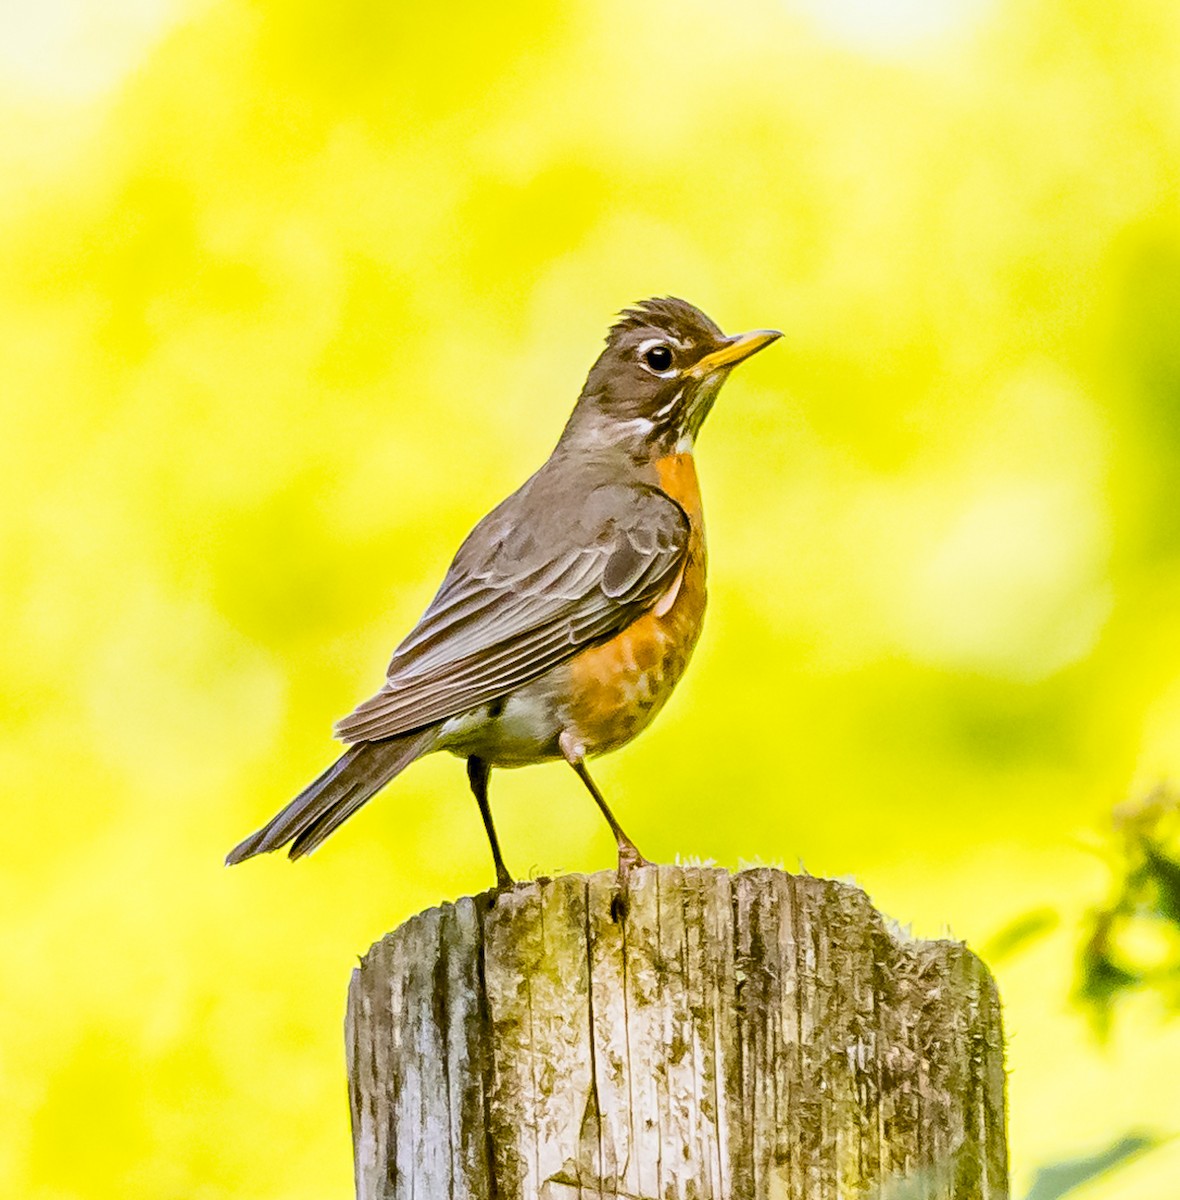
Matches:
[[227, 298, 780, 885]]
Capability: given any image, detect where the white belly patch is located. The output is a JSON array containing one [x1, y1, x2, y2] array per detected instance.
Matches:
[[437, 680, 563, 767]]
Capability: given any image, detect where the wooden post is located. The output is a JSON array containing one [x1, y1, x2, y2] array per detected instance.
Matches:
[[346, 865, 1007, 1199]]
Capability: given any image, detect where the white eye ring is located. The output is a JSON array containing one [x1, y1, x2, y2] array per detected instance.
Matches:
[[637, 338, 677, 377]]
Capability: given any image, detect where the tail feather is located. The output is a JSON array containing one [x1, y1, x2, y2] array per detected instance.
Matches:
[[225, 729, 436, 865]]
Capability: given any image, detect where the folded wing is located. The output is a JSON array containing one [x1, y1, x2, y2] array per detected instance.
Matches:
[[334, 475, 690, 742]]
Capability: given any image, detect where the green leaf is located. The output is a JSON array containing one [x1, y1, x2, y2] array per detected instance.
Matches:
[[982, 907, 1059, 963], [1023, 1133, 1158, 1200], [1141, 840, 1180, 926]]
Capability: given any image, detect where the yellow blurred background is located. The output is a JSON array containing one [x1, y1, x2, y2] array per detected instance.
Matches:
[[3, 0, 1180, 1195]]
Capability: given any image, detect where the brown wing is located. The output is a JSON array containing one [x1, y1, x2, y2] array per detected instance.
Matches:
[[333, 470, 689, 743]]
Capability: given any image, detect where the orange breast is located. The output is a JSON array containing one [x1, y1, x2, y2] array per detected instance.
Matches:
[[565, 453, 707, 755]]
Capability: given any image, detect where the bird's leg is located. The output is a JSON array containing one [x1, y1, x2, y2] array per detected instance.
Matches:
[[466, 756, 514, 889], [559, 732, 651, 871]]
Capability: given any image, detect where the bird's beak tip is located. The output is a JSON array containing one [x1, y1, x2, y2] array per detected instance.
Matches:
[[691, 328, 783, 376], [737, 329, 783, 351]]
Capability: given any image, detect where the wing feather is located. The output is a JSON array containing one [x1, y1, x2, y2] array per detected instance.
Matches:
[[334, 474, 689, 743]]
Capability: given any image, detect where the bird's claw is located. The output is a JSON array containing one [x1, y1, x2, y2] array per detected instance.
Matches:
[[616, 840, 652, 873]]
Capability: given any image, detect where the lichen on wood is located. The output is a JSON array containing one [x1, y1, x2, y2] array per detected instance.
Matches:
[[346, 865, 1007, 1199]]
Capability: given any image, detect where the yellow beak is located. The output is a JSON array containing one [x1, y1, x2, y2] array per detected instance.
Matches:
[[688, 329, 782, 378]]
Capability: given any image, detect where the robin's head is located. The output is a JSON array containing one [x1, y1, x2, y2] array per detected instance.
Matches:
[[564, 297, 781, 454]]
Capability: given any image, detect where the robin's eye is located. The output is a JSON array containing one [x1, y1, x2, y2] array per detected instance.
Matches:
[[643, 344, 673, 372]]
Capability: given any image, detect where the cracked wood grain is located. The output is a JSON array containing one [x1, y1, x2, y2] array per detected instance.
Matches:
[[346, 865, 1007, 1199]]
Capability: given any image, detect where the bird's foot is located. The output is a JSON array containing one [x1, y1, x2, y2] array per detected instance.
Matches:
[[610, 840, 652, 921], [616, 837, 652, 873]]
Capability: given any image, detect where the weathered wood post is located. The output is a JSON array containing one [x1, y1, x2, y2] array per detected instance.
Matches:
[[346, 865, 1007, 1199]]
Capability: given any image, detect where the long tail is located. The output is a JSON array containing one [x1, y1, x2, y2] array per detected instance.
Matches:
[[225, 729, 437, 864]]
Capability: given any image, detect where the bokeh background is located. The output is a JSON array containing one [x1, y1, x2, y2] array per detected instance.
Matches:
[[3, 0, 1180, 1195]]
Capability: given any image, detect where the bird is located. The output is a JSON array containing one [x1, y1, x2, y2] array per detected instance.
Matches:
[[226, 297, 780, 885]]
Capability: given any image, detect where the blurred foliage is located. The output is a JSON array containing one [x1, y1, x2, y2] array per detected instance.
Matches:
[[982, 907, 1061, 964], [1022, 1134, 1160, 1200], [979, 788, 1180, 1193], [5, 0, 1180, 1197], [1077, 786, 1180, 1032]]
